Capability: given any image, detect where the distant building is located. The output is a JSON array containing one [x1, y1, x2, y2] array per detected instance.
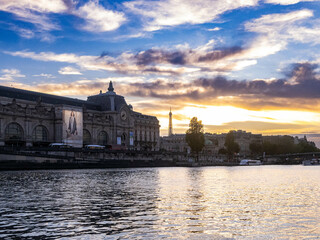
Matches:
[[160, 109, 316, 156], [263, 135, 316, 148], [160, 109, 264, 155], [161, 128, 263, 156], [161, 134, 190, 153], [233, 130, 262, 155], [204, 130, 262, 155], [0, 82, 160, 150]]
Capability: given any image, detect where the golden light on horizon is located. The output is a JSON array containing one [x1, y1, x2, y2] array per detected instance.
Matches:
[[158, 105, 320, 136]]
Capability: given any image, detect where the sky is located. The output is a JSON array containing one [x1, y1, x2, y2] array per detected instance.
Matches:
[[1, 0, 320, 142]]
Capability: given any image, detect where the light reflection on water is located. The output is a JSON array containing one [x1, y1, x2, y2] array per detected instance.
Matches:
[[0, 166, 319, 239]]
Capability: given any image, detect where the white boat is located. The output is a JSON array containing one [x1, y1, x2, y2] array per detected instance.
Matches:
[[240, 159, 262, 166], [84, 144, 105, 149], [303, 159, 320, 166]]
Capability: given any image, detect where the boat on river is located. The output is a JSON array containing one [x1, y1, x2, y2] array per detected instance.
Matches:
[[302, 159, 320, 166], [239, 159, 262, 166]]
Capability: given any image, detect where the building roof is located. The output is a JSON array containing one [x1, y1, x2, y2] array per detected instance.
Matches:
[[87, 81, 128, 111], [0, 85, 101, 110], [0, 83, 158, 121]]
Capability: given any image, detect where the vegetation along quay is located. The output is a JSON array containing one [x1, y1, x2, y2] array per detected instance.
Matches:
[[1, 145, 319, 170]]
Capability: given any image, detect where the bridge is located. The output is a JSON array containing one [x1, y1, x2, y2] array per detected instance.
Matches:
[[265, 152, 320, 164]]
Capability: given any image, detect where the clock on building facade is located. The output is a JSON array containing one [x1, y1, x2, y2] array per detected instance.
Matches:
[[120, 110, 127, 120]]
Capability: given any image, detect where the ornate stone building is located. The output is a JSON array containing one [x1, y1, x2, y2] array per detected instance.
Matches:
[[0, 82, 160, 150]]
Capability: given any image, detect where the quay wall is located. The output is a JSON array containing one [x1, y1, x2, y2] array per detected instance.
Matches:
[[0, 147, 308, 170], [0, 147, 232, 170]]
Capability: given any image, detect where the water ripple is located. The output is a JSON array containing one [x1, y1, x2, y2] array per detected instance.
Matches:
[[0, 166, 319, 239]]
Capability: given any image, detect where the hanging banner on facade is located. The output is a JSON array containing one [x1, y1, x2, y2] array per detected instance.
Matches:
[[129, 132, 134, 146], [62, 107, 83, 147], [117, 136, 121, 145]]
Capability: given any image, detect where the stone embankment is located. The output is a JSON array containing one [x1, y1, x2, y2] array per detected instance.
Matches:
[[1, 147, 307, 170], [0, 147, 238, 170]]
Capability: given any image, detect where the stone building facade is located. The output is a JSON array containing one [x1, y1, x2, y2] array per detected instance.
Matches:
[[204, 130, 263, 155], [161, 130, 263, 156], [0, 82, 160, 150], [160, 134, 190, 153]]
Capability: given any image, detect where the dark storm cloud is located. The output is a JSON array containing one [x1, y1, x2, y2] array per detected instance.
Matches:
[[142, 67, 181, 75], [195, 77, 289, 97], [131, 80, 184, 90], [134, 47, 243, 66], [127, 79, 200, 99], [135, 49, 188, 65], [197, 46, 243, 62], [284, 62, 318, 82], [195, 63, 320, 99], [62, 0, 76, 9], [198, 63, 320, 98], [127, 62, 320, 100], [99, 46, 244, 70], [100, 51, 110, 58]]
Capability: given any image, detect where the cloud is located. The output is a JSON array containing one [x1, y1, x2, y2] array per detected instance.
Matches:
[[33, 73, 56, 78], [10, 26, 35, 39], [0, 0, 67, 31], [0, 68, 25, 81], [0, 0, 126, 40], [4, 50, 102, 70], [116, 62, 320, 110], [6, 50, 86, 63], [74, 1, 126, 32], [124, 0, 258, 31], [5, 9, 320, 79], [6, 76, 143, 97], [98, 10, 320, 74], [243, 9, 320, 58], [245, 9, 313, 33], [6, 45, 248, 76], [58, 66, 83, 75], [99, 10, 320, 75], [207, 27, 221, 31], [264, 0, 320, 5]]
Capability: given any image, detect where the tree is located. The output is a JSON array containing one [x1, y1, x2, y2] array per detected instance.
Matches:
[[262, 141, 278, 155], [218, 148, 228, 155], [297, 141, 319, 153], [249, 142, 263, 155], [186, 117, 205, 162], [224, 131, 240, 161]]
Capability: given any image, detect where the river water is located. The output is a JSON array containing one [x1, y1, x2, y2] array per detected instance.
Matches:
[[0, 165, 319, 239]]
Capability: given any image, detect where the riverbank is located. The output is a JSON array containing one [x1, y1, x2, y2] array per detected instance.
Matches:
[[0, 147, 238, 170], [0, 147, 304, 170]]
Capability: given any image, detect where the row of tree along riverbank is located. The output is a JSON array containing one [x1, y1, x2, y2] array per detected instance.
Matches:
[[0, 145, 312, 171], [184, 117, 319, 161], [0, 146, 236, 170]]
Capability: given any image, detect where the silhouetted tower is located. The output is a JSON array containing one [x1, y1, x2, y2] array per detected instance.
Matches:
[[168, 107, 173, 136], [108, 81, 114, 92]]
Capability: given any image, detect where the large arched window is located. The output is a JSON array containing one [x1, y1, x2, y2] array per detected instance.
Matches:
[[98, 131, 108, 146], [32, 125, 48, 142], [5, 122, 23, 141], [83, 129, 91, 145]]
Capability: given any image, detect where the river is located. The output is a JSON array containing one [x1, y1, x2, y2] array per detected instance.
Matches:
[[0, 165, 319, 239]]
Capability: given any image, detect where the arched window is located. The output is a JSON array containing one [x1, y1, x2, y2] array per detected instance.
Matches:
[[5, 122, 23, 140], [32, 125, 48, 142], [121, 133, 126, 145], [98, 131, 108, 146], [83, 129, 91, 145]]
